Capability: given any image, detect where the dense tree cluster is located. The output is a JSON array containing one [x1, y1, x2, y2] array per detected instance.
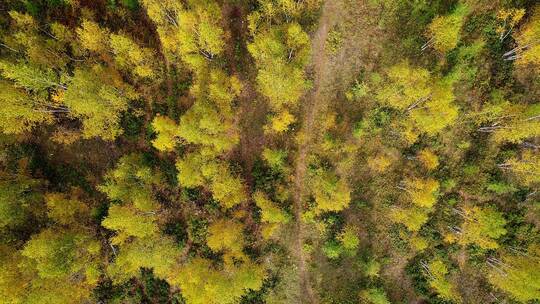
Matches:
[[0, 0, 539, 303]]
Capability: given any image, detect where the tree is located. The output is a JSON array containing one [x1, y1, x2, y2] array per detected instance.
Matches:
[[207, 219, 246, 264], [177, 100, 239, 152], [253, 191, 291, 224], [0, 172, 43, 229], [338, 225, 360, 251], [390, 207, 429, 232], [262, 148, 288, 171], [268, 110, 296, 133], [376, 62, 431, 111], [418, 149, 439, 170], [424, 4, 468, 53], [193, 69, 242, 112], [248, 23, 310, 111], [476, 95, 540, 144], [488, 246, 540, 302], [77, 19, 110, 54], [176, 150, 212, 188], [309, 168, 351, 213], [107, 236, 180, 283], [151, 115, 180, 152], [210, 169, 248, 209], [169, 257, 265, 304], [0, 60, 62, 91], [256, 63, 308, 110], [500, 150, 540, 186], [424, 259, 461, 302], [45, 192, 88, 225], [367, 154, 393, 173], [6, 11, 71, 68], [98, 154, 163, 212], [496, 8, 525, 42], [176, 151, 247, 208], [62, 65, 137, 140], [101, 204, 158, 244], [110, 33, 157, 79], [139, 0, 184, 63], [0, 81, 53, 134], [359, 288, 391, 304], [410, 80, 459, 135], [175, 69, 241, 153], [21, 228, 100, 280], [0, 246, 32, 303], [247, 0, 314, 31], [402, 177, 439, 208], [457, 206, 507, 250], [505, 5, 540, 67], [175, 0, 225, 70]]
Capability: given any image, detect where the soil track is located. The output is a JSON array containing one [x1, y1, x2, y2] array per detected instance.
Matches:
[[291, 1, 339, 303]]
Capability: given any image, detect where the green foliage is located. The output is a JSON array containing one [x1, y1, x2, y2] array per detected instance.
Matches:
[[45, 192, 88, 225], [99, 154, 163, 211], [488, 246, 540, 302], [458, 206, 507, 250], [101, 204, 159, 244], [107, 236, 180, 283], [359, 288, 390, 304], [62, 66, 137, 140], [1, 2, 540, 304], [151, 115, 180, 151], [309, 168, 351, 213], [253, 191, 291, 224], [323, 240, 344, 259], [425, 259, 461, 302], [0, 60, 60, 91], [22, 228, 101, 281], [0, 173, 43, 229], [426, 4, 469, 53], [0, 82, 53, 134], [170, 258, 266, 304], [326, 28, 343, 54], [338, 226, 360, 251], [262, 148, 288, 171]]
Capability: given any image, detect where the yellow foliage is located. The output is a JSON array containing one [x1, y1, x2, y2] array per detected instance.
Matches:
[[151, 115, 180, 152], [367, 154, 392, 173], [405, 177, 439, 208], [309, 169, 351, 213], [207, 219, 246, 264], [77, 19, 110, 54], [418, 149, 439, 170], [458, 206, 507, 250], [390, 207, 429, 232], [253, 191, 290, 224], [426, 5, 468, 53], [427, 260, 461, 302], [269, 110, 296, 133], [515, 6, 540, 68]]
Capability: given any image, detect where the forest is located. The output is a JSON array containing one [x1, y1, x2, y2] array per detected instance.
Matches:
[[0, 0, 539, 303]]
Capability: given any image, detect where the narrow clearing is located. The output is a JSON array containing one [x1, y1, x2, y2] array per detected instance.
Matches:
[[292, 0, 386, 301], [292, 1, 338, 303]]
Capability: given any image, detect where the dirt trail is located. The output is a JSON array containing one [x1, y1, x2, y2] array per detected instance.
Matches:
[[292, 1, 339, 303]]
